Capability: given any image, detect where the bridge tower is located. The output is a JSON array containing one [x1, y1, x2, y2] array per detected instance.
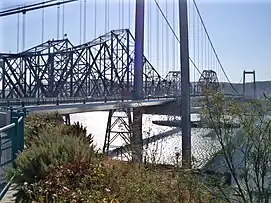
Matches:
[[243, 70, 256, 99], [130, 0, 145, 163], [179, 0, 191, 169]]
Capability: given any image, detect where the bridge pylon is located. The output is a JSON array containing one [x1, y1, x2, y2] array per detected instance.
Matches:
[[243, 70, 256, 99]]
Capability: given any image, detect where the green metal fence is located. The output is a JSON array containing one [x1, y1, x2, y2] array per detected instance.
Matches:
[[0, 108, 25, 199]]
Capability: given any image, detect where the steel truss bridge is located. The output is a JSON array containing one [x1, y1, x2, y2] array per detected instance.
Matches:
[[0, 29, 222, 101]]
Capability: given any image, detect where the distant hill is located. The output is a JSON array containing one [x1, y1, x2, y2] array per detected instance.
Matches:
[[221, 81, 271, 98], [191, 81, 271, 98]]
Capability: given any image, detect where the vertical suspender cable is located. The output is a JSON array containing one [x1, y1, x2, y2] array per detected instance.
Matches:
[[62, 0, 65, 39], [22, 11, 26, 86], [165, 0, 169, 74], [22, 12, 26, 51], [204, 32, 206, 70], [119, 0, 121, 28], [203, 29, 205, 70], [172, 0, 175, 71], [161, 1, 164, 77], [156, 0, 159, 75], [193, 5, 196, 92], [210, 46, 212, 71], [42, 1, 45, 43], [94, 0, 97, 37], [105, 0, 107, 33], [107, 0, 109, 32], [83, 0, 86, 43], [57, 3, 60, 40], [201, 22, 203, 71], [128, 0, 131, 31], [197, 11, 199, 75], [149, 0, 152, 61], [79, 0, 82, 44], [207, 38, 209, 73], [147, 1, 151, 60], [17, 13, 20, 53], [208, 41, 210, 70], [122, 0, 124, 29], [188, 0, 191, 63]]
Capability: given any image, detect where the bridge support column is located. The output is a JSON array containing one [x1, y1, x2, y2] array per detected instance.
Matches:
[[134, 0, 145, 100], [64, 114, 71, 125], [103, 109, 133, 160], [103, 108, 144, 163], [179, 0, 191, 168], [131, 107, 143, 163]]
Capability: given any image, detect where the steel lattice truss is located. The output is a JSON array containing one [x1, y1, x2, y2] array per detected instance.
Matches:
[[163, 71, 181, 96], [0, 29, 179, 99], [195, 70, 219, 94]]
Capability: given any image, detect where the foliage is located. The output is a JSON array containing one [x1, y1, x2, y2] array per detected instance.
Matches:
[[60, 121, 94, 146], [6, 130, 97, 203], [7, 111, 229, 203], [24, 112, 64, 147], [19, 159, 222, 203], [6, 112, 97, 203], [24, 112, 93, 147], [201, 89, 271, 203]]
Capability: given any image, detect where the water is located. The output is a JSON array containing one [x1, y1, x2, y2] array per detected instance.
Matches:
[[70, 112, 220, 167]]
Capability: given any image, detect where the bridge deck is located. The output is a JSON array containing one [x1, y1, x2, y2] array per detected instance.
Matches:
[[24, 99, 175, 115]]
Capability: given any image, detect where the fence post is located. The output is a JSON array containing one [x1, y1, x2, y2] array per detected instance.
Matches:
[[23, 107, 27, 118], [10, 109, 18, 165], [18, 111, 25, 152]]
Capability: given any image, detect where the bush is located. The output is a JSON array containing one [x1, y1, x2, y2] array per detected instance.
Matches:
[[6, 128, 97, 203], [24, 112, 64, 147], [16, 158, 222, 203], [60, 121, 94, 146], [24, 113, 93, 147], [8, 112, 224, 203]]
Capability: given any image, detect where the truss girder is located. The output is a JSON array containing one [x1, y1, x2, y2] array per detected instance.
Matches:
[[163, 71, 182, 96], [0, 29, 180, 99], [196, 70, 219, 94]]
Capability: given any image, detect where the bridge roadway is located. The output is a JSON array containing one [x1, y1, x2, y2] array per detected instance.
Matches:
[[24, 99, 181, 115], [0, 95, 247, 116]]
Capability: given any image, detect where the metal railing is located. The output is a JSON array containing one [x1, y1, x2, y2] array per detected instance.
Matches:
[[0, 95, 177, 108], [0, 94, 243, 109], [0, 108, 25, 200]]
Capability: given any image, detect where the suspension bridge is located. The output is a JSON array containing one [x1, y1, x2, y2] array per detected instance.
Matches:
[[0, 0, 259, 199]]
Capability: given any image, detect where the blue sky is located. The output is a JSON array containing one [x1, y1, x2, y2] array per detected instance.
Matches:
[[0, 0, 270, 83], [197, 1, 271, 82]]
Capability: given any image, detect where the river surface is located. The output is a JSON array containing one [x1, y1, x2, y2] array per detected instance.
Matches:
[[70, 112, 220, 167]]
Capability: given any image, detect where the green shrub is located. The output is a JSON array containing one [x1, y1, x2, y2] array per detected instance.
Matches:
[[60, 122, 94, 146], [24, 112, 64, 147], [22, 160, 107, 202], [6, 128, 97, 203], [25, 113, 93, 147], [15, 158, 221, 203], [7, 112, 224, 203]]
